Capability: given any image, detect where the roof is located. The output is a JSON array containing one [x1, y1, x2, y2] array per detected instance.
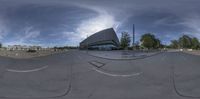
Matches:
[[80, 28, 120, 47]]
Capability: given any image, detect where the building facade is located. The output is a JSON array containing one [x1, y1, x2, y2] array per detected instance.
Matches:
[[80, 28, 120, 50]]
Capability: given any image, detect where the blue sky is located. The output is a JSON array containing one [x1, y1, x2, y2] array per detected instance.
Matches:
[[0, 0, 200, 47]]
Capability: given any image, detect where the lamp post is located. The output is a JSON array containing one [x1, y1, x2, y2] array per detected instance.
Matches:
[[86, 35, 88, 54], [132, 24, 135, 47], [182, 33, 184, 51]]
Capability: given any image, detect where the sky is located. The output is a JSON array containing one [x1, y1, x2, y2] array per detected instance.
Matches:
[[0, 0, 200, 47]]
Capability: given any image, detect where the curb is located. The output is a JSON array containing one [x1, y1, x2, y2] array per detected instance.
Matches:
[[83, 51, 165, 61]]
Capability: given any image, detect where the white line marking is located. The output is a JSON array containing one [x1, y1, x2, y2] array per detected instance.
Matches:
[[93, 67, 142, 77], [182, 56, 187, 61], [6, 66, 49, 73], [161, 54, 166, 61], [77, 55, 82, 60]]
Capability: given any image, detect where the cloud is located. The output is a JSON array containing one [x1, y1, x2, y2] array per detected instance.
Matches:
[[57, 4, 120, 46], [181, 15, 200, 38], [77, 13, 117, 39], [0, 17, 8, 40], [62, 31, 80, 46], [1, 0, 200, 46], [0, 3, 100, 46], [69, 5, 120, 45], [60, 14, 119, 46], [22, 26, 40, 39], [4, 26, 40, 46]]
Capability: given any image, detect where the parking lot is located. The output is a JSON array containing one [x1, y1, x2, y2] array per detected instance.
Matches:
[[0, 50, 200, 99]]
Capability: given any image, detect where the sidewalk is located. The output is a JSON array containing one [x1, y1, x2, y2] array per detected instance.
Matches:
[[0, 50, 67, 59], [183, 50, 200, 56], [83, 50, 162, 60]]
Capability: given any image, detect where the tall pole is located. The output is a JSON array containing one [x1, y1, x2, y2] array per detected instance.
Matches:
[[132, 24, 135, 47], [87, 35, 88, 53]]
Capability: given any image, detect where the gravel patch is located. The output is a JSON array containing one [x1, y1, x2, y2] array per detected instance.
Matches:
[[183, 50, 200, 56], [0, 50, 67, 59]]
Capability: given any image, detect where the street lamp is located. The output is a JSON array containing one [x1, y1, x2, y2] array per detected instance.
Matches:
[[86, 35, 88, 54]]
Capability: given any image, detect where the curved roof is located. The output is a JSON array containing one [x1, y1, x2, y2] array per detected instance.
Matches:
[[80, 28, 120, 47]]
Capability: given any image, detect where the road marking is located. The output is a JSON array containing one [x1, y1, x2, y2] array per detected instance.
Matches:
[[92, 67, 142, 77], [6, 65, 48, 73], [161, 54, 166, 61], [77, 54, 82, 60], [181, 55, 187, 61], [89, 61, 105, 68]]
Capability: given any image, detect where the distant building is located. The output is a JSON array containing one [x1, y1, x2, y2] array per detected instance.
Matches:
[[7, 45, 27, 51], [80, 28, 120, 50], [7, 45, 42, 51], [29, 46, 42, 50]]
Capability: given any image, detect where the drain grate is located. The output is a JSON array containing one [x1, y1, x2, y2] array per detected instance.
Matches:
[[89, 61, 105, 68]]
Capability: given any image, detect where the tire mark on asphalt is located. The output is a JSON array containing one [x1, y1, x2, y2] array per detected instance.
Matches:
[[0, 51, 73, 98], [171, 52, 200, 99], [52, 51, 74, 98]]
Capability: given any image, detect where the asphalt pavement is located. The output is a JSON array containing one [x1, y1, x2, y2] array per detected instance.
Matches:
[[0, 50, 200, 99]]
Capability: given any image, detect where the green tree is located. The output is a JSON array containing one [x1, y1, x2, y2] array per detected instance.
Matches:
[[134, 41, 140, 49], [120, 32, 131, 49], [154, 39, 161, 49], [191, 37, 200, 49], [0, 43, 2, 48], [179, 35, 192, 48], [140, 33, 161, 49], [170, 40, 179, 48]]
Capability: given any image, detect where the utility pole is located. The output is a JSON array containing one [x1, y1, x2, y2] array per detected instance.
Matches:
[[86, 35, 88, 53], [132, 24, 135, 51], [132, 24, 135, 47]]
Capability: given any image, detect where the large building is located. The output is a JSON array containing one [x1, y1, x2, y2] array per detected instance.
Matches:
[[80, 28, 120, 50]]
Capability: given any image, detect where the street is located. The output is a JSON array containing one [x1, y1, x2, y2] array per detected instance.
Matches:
[[0, 50, 200, 99]]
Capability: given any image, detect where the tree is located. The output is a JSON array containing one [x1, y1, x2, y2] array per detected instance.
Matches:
[[0, 43, 2, 48], [120, 32, 131, 49], [170, 35, 200, 49], [178, 35, 192, 48], [191, 37, 200, 49], [154, 39, 161, 49], [140, 33, 161, 49], [170, 40, 179, 48], [134, 41, 140, 49]]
